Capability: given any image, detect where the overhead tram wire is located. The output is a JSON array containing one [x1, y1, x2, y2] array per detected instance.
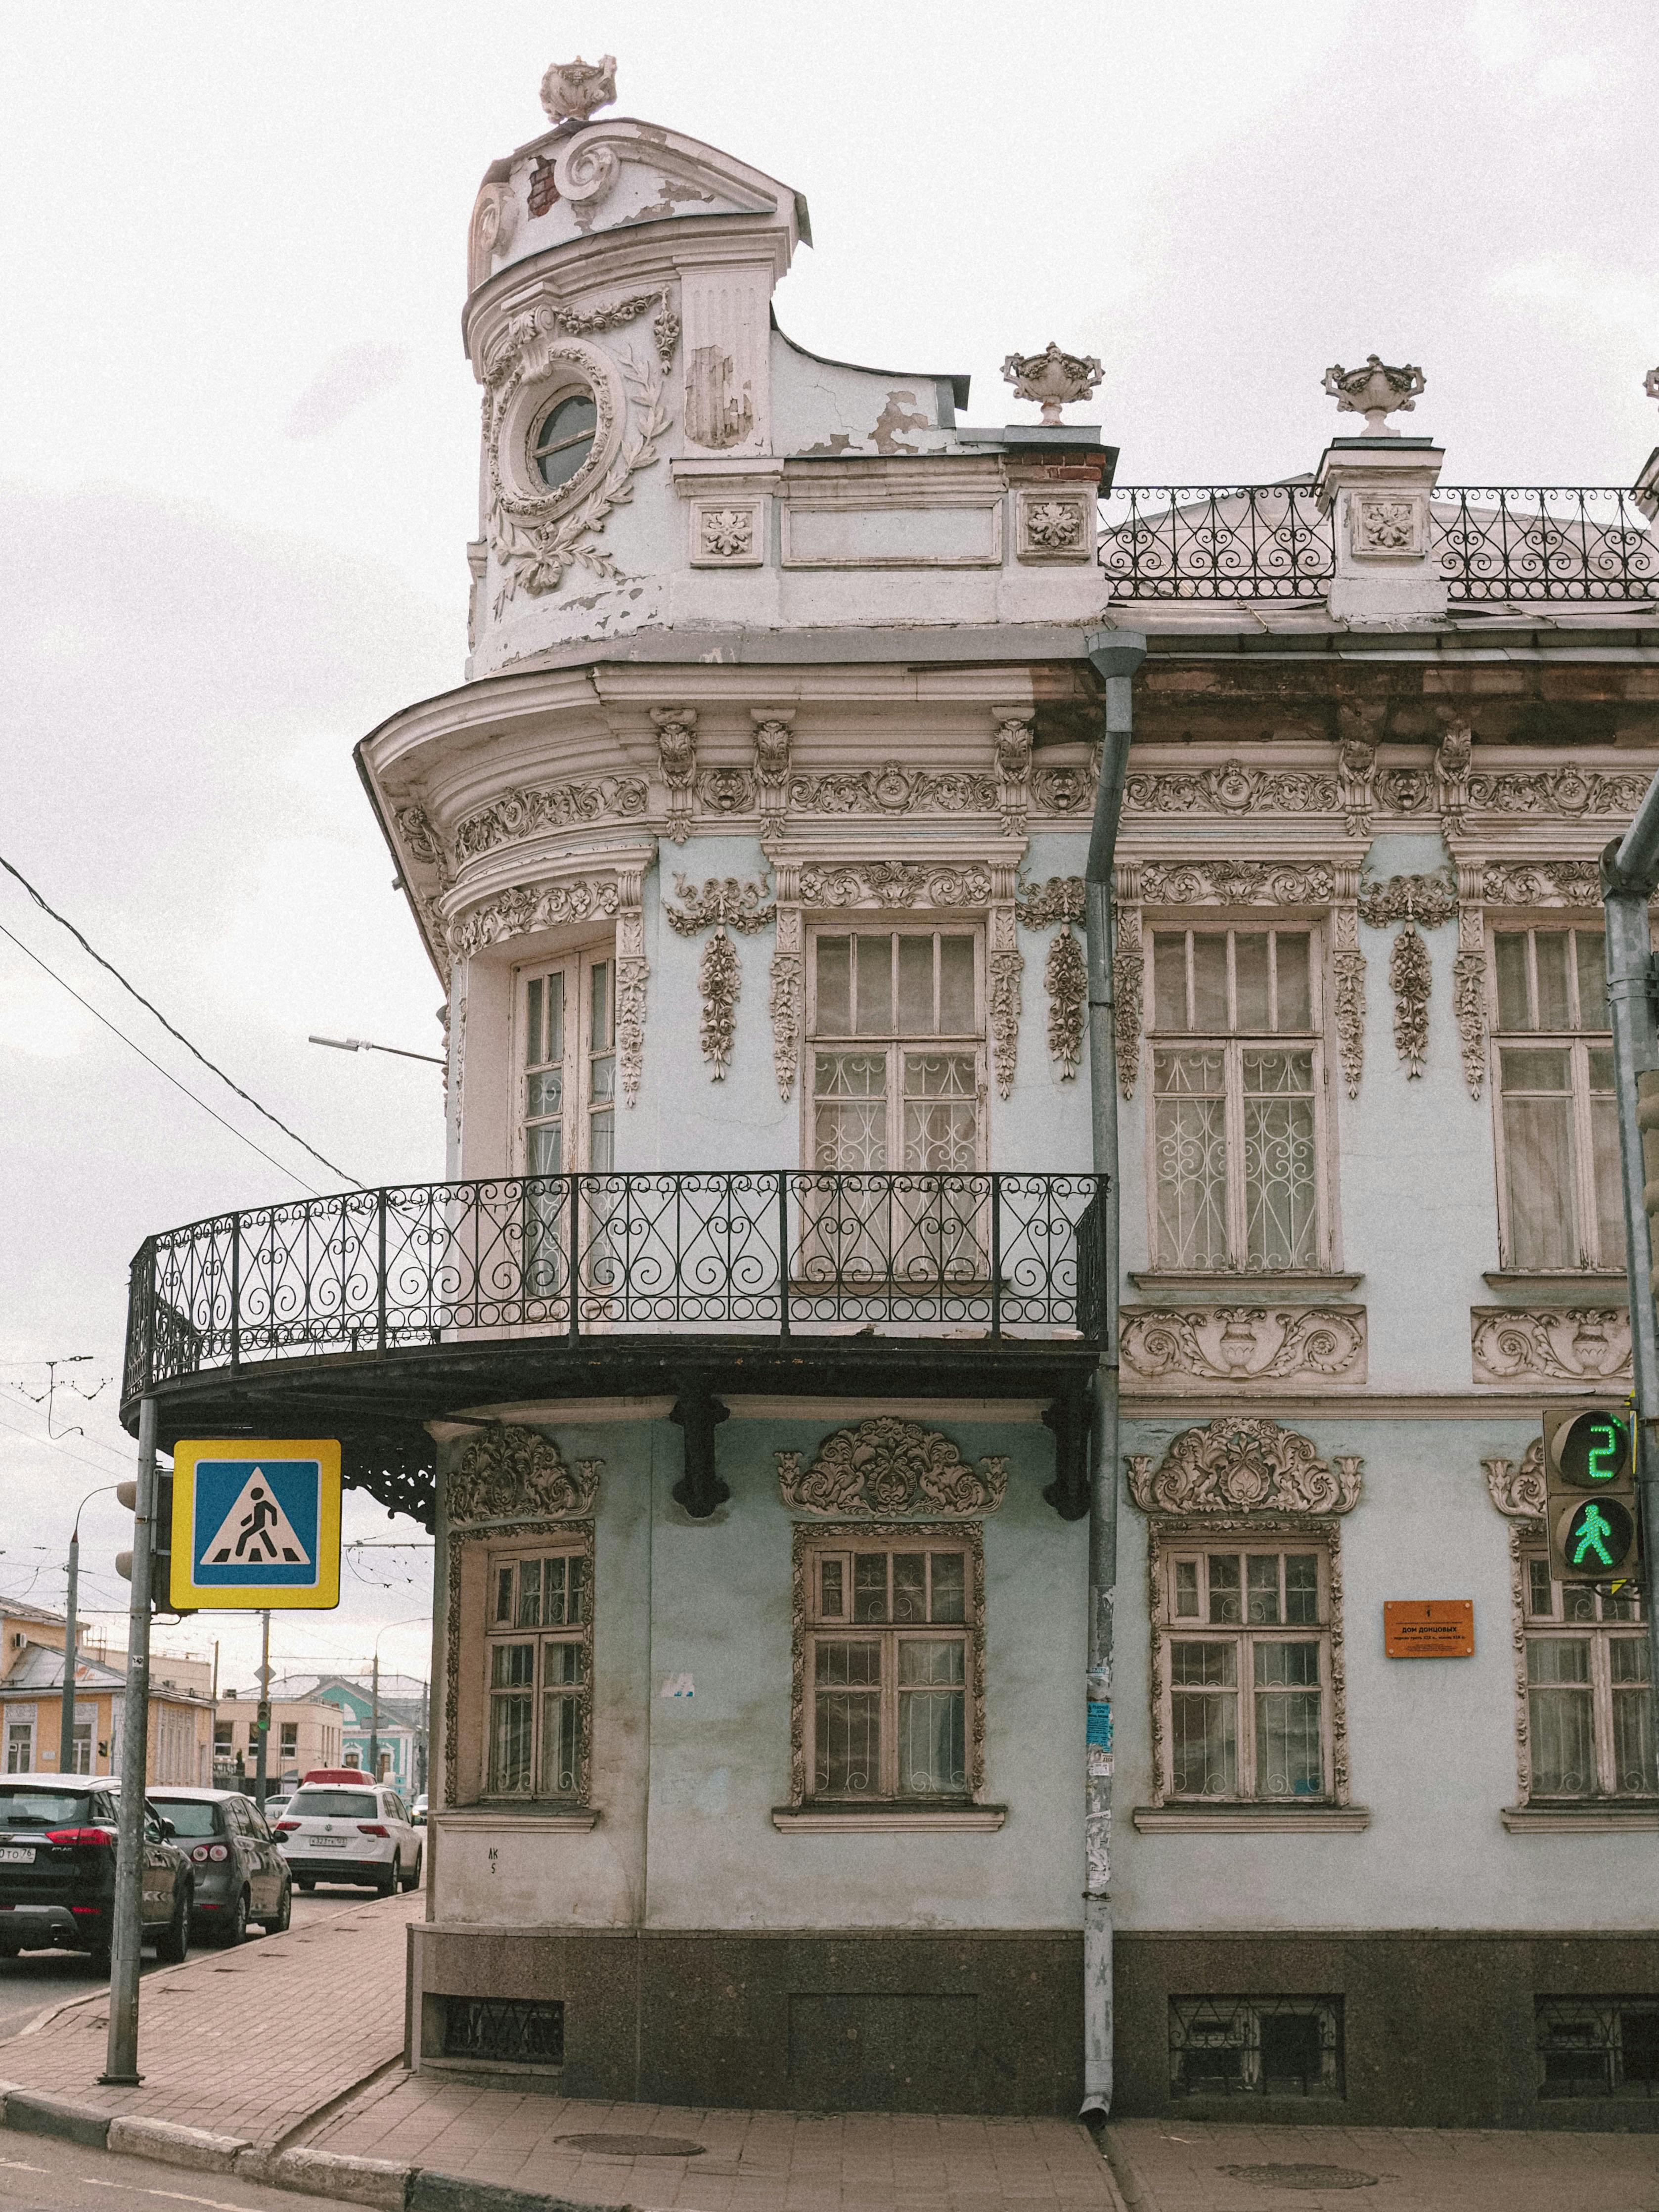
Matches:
[[0, 919, 328, 1197], [0, 853, 358, 1188]]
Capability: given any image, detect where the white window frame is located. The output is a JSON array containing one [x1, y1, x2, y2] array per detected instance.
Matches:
[[1490, 924, 1621, 1273], [791, 1524, 986, 1808], [513, 945, 617, 1176], [483, 1535, 593, 1805], [805, 924, 986, 1173], [1152, 1535, 1339, 1805], [1519, 1549, 1656, 1803], [1145, 923, 1332, 1274]]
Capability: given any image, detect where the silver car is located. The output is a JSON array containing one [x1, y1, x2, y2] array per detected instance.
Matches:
[[144, 1786, 292, 1945]]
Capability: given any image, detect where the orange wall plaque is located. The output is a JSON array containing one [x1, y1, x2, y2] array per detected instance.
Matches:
[[1384, 1600, 1474, 1658]]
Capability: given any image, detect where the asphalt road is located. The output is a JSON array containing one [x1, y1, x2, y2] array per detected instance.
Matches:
[[0, 1886, 381, 2043], [0, 2133, 346, 2212]]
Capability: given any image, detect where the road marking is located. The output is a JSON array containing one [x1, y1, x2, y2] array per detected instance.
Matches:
[[78, 2183, 255, 2211], [0, 2160, 46, 2172]]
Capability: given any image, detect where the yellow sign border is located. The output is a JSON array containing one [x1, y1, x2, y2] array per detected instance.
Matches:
[[171, 1440, 342, 1611]]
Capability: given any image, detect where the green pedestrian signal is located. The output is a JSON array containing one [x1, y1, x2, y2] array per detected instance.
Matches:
[[1542, 1404, 1642, 1587]]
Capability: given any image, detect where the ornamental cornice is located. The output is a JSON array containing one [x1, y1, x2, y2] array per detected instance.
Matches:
[[1127, 1416, 1363, 1516], [776, 1418, 1008, 1517]]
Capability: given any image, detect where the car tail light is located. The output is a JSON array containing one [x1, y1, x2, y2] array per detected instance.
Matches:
[[70, 1904, 103, 1917], [274, 1821, 300, 1834], [189, 1843, 231, 1863], [45, 1827, 115, 1847], [357, 1823, 390, 1838]]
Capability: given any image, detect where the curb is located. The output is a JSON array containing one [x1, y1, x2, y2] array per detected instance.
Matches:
[[0, 2084, 640, 2212]]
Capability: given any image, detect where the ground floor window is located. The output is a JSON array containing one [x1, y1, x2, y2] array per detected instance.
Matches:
[[1519, 1549, 1656, 1802], [1151, 1530, 1341, 1804], [5, 1722, 31, 1773], [791, 1524, 985, 1806], [1537, 1998, 1659, 2097], [481, 1533, 593, 1803]]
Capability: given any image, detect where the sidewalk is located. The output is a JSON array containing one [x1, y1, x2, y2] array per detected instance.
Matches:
[[0, 1890, 418, 2148], [309, 2070, 1120, 2210], [1105, 2118, 1659, 2212]]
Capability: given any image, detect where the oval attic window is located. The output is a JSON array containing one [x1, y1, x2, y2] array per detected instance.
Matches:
[[533, 393, 598, 490]]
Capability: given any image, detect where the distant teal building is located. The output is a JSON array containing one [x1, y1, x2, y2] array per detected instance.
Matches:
[[266, 1672, 427, 1794]]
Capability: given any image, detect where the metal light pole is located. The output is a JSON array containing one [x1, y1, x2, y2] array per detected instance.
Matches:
[[368, 1644, 380, 1782], [101, 1397, 156, 2086], [1080, 628, 1147, 2123], [60, 1486, 119, 1778], [254, 1610, 271, 1811], [1601, 776, 1659, 1698]]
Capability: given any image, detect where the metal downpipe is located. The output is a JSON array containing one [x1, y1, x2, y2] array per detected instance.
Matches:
[[1080, 630, 1146, 2120]]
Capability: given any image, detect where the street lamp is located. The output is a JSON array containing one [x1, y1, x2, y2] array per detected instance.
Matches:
[[309, 1034, 445, 1067], [61, 1484, 120, 1777]]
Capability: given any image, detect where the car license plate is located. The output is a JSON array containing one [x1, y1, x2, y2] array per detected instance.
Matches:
[[309, 1837, 347, 1849], [0, 1848, 35, 1864]]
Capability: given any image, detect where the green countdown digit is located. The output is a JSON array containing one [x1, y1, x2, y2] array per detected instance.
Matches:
[[1588, 1419, 1620, 1484]]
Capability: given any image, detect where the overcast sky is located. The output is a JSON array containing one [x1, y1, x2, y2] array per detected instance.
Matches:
[[1, 0, 1655, 1691]]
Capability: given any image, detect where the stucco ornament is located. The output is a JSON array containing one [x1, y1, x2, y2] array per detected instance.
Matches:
[[1357, 870, 1458, 1080], [1483, 1438, 1545, 1521], [1471, 1308, 1631, 1389], [1121, 1307, 1367, 1388], [445, 875, 620, 960], [1044, 927, 1087, 1080], [652, 707, 699, 843], [776, 1418, 1008, 1518], [1321, 353, 1426, 436], [1001, 341, 1104, 425], [452, 776, 648, 864], [1127, 1417, 1363, 1517], [540, 55, 617, 124], [1645, 365, 1659, 406], [1138, 859, 1336, 906], [1482, 860, 1602, 908], [992, 709, 1034, 836], [789, 767, 997, 817], [1125, 764, 1339, 816], [665, 876, 774, 1081], [483, 312, 671, 606], [448, 1425, 602, 1526]]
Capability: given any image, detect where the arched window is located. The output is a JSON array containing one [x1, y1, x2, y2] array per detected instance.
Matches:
[[532, 392, 598, 490]]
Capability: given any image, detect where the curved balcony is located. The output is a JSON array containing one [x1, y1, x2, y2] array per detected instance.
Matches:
[[121, 1172, 1107, 1527]]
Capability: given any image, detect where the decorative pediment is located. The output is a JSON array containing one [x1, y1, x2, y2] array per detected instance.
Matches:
[[1483, 1438, 1545, 1520], [776, 1418, 1008, 1518], [1127, 1417, 1362, 1516], [447, 1425, 602, 1527]]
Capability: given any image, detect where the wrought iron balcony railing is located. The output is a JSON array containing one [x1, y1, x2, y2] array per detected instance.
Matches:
[[1098, 485, 1659, 603], [123, 1171, 1107, 1401]]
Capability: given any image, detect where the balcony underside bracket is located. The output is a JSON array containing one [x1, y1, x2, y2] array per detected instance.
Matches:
[[671, 1386, 731, 1519], [1042, 1377, 1092, 1522]]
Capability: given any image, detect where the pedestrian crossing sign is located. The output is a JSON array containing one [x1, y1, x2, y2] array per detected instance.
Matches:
[[170, 1440, 341, 1611]]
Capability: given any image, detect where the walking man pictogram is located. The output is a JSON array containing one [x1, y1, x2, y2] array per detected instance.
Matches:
[[1571, 1501, 1615, 1570], [235, 1484, 282, 1561]]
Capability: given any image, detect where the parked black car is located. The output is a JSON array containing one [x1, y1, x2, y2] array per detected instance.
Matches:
[[144, 1787, 291, 1944], [0, 1775, 192, 1965]]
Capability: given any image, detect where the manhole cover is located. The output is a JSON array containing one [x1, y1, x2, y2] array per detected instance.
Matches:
[[1219, 2167, 1379, 2192], [557, 2133, 706, 2158]]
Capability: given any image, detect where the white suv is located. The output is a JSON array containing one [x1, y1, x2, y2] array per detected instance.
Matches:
[[271, 1777, 422, 1896]]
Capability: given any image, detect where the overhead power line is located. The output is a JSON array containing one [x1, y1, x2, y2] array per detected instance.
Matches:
[[0, 920, 326, 1197], [0, 852, 357, 1188]]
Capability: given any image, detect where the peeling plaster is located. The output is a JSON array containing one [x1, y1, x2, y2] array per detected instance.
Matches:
[[870, 389, 930, 456]]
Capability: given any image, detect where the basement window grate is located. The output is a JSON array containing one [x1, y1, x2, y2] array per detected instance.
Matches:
[[1169, 1996, 1343, 2098], [1536, 1998, 1659, 2097], [442, 1994, 563, 2065]]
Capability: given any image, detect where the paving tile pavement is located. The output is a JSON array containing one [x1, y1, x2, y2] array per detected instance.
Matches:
[[1107, 2118, 1659, 2212], [309, 2071, 1123, 2211], [0, 1891, 419, 2149]]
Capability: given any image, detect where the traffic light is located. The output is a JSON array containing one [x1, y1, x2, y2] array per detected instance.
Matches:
[[115, 1472, 191, 1615], [1542, 1405, 1640, 1584]]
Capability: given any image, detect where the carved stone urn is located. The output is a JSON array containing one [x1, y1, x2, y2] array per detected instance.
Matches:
[[1322, 355, 1426, 437], [1001, 341, 1104, 426]]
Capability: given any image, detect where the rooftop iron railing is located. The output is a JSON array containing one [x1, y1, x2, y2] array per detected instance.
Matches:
[[1098, 485, 1659, 603], [122, 1170, 1107, 1401]]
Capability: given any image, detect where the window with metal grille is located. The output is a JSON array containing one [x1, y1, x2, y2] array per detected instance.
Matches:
[[1170, 1996, 1343, 2097], [1149, 928, 1326, 1272], [1536, 1999, 1659, 2097], [443, 1994, 564, 2065], [1156, 1546, 1334, 1802], [801, 1531, 981, 1803], [1521, 1555, 1656, 1801], [809, 930, 983, 1172], [485, 1544, 590, 1802], [1492, 927, 1623, 1272]]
